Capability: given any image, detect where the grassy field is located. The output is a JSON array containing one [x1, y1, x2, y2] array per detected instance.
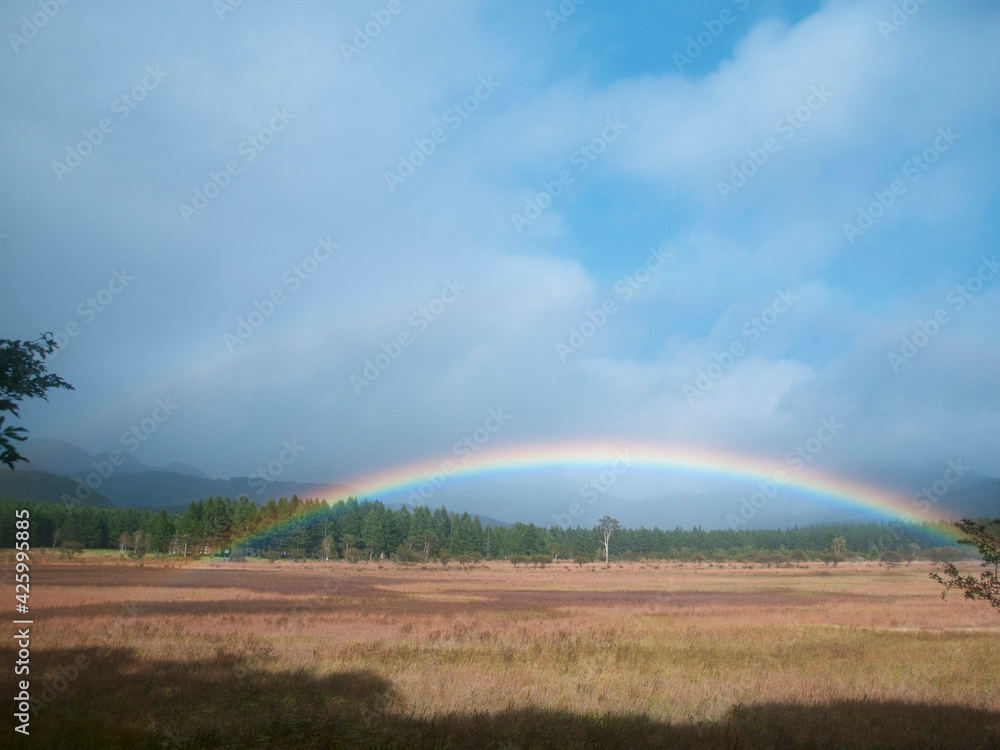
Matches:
[[3, 553, 998, 749]]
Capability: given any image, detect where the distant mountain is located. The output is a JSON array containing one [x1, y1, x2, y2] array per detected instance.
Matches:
[[18, 439, 95, 475], [18, 439, 355, 511], [93, 471, 356, 511], [538, 473, 1000, 531], [935, 478, 1000, 519], [21, 439, 191, 477], [20, 439, 996, 526], [634, 476, 1000, 530], [0, 470, 115, 509], [164, 462, 210, 479], [468, 514, 513, 528]]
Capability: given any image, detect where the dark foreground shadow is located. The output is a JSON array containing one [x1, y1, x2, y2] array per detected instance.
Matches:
[[3, 647, 998, 750]]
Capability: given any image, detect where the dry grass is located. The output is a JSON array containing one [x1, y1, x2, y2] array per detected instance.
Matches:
[[3, 552, 999, 748]]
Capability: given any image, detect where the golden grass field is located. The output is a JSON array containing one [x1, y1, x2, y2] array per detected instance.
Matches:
[[3, 553, 999, 749]]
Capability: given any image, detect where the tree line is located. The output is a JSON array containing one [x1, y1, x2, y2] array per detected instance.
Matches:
[[0, 494, 963, 563]]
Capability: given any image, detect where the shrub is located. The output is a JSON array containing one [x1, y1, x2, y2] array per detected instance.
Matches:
[[393, 545, 427, 564], [927, 546, 965, 564], [58, 540, 84, 560], [880, 551, 904, 567]]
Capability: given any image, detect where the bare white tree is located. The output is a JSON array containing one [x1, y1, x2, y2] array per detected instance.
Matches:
[[596, 516, 620, 565]]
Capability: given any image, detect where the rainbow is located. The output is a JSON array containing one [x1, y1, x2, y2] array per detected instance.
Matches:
[[297, 440, 961, 542]]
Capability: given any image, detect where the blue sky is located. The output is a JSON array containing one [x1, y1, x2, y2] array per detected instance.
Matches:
[[1, 0, 998, 526]]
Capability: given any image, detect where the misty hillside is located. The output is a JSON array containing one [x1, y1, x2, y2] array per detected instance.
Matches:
[[20, 439, 209, 478], [94, 471, 355, 510], [15, 440, 997, 527], [3, 466, 356, 513], [0, 470, 115, 509], [618, 478, 999, 530], [932, 479, 1000, 520], [538, 475, 1000, 532], [18, 439, 355, 510]]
